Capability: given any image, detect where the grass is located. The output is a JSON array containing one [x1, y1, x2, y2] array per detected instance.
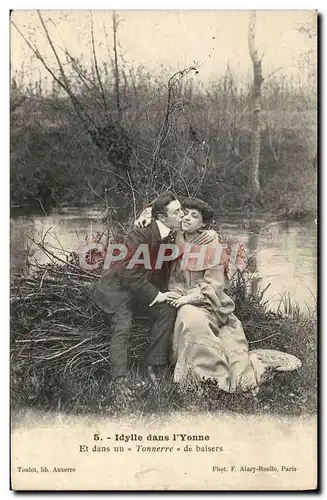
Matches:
[[10, 266, 317, 419]]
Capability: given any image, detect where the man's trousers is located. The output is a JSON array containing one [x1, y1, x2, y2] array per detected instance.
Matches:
[[102, 300, 177, 380]]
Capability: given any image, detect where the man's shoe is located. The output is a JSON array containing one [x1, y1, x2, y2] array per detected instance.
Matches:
[[147, 365, 167, 385], [147, 366, 158, 384], [114, 375, 133, 397]]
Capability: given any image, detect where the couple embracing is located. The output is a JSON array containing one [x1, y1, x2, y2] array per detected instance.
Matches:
[[91, 191, 278, 394]]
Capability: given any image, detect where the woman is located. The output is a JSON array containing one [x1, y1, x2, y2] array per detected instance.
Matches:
[[163, 197, 267, 392]]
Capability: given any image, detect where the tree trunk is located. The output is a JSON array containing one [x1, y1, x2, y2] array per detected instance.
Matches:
[[112, 12, 122, 121], [248, 11, 262, 199]]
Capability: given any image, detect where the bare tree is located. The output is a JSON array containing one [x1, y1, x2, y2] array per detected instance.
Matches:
[[11, 11, 134, 202], [11, 12, 208, 214], [248, 11, 263, 199], [146, 67, 199, 193]]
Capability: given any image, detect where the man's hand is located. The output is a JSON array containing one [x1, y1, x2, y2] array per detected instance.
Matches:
[[134, 207, 152, 228], [149, 291, 170, 307], [193, 229, 216, 245]]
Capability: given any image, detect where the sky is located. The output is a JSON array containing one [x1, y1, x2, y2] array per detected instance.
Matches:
[[10, 10, 316, 91]]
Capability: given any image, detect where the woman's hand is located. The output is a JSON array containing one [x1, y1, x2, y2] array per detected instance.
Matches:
[[168, 295, 189, 309], [149, 290, 181, 307], [163, 290, 185, 308], [193, 229, 217, 245], [168, 288, 206, 308], [166, 291, 183, 301]]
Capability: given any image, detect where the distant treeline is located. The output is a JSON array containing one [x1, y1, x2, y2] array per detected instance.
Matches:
[[10, 68, 317, 220]]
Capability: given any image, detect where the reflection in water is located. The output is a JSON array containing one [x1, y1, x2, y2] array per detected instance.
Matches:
[[10, 210, 105, 275], [10, 208, 317, 311], [255, 222, 317, 311], [247, 221, 261, 297], [217, 218, 317, 311]]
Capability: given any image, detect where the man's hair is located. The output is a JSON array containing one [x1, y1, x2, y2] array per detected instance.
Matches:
[[152, 191, 177, 220], [182, 197, 215, 225]]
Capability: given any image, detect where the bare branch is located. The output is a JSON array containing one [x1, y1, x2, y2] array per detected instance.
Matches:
[[264, 66, 291, 81], [102, 21, 115, 68], [126, 171, 137, 220], [26, 235, 99, 278], [147, 65, 199, 192], [90, 11, 108, 112], [87, 182, 107, 203], [37, 11, 88, 121], [192, 156, 210, 198], [11, 18, 89, 127], [63, 50, 97, 93], [94, 165, 146, 197]]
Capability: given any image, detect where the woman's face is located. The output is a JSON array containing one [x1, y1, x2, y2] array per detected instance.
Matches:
[[181, 208, 206, 234]]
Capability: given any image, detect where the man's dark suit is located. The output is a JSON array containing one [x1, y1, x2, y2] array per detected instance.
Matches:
[[90, 220, 177, 379]]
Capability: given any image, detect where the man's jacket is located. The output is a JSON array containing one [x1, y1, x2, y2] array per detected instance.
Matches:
[[90, 220, 174, 313]]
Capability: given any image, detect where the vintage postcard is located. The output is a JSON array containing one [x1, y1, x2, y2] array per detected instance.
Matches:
[[10, 10, 317, 491]]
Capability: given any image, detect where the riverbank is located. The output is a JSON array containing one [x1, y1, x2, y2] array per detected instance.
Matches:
[[10, 203, 317, 224], [10, 264, 317, 418]]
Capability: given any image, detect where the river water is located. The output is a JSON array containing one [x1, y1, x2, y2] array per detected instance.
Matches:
[[10, 207, 317, 312]]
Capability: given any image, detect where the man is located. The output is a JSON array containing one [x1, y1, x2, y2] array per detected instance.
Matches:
[[91, 191, 213, 387], [91, 192, 183, 386]]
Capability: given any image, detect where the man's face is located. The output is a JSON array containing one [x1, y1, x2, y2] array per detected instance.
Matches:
[[160, 199, 184, 230]]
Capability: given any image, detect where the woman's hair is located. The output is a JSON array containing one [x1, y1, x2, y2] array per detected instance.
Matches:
[[152, 191, 177, 219], [182, 197, 215, 227]]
